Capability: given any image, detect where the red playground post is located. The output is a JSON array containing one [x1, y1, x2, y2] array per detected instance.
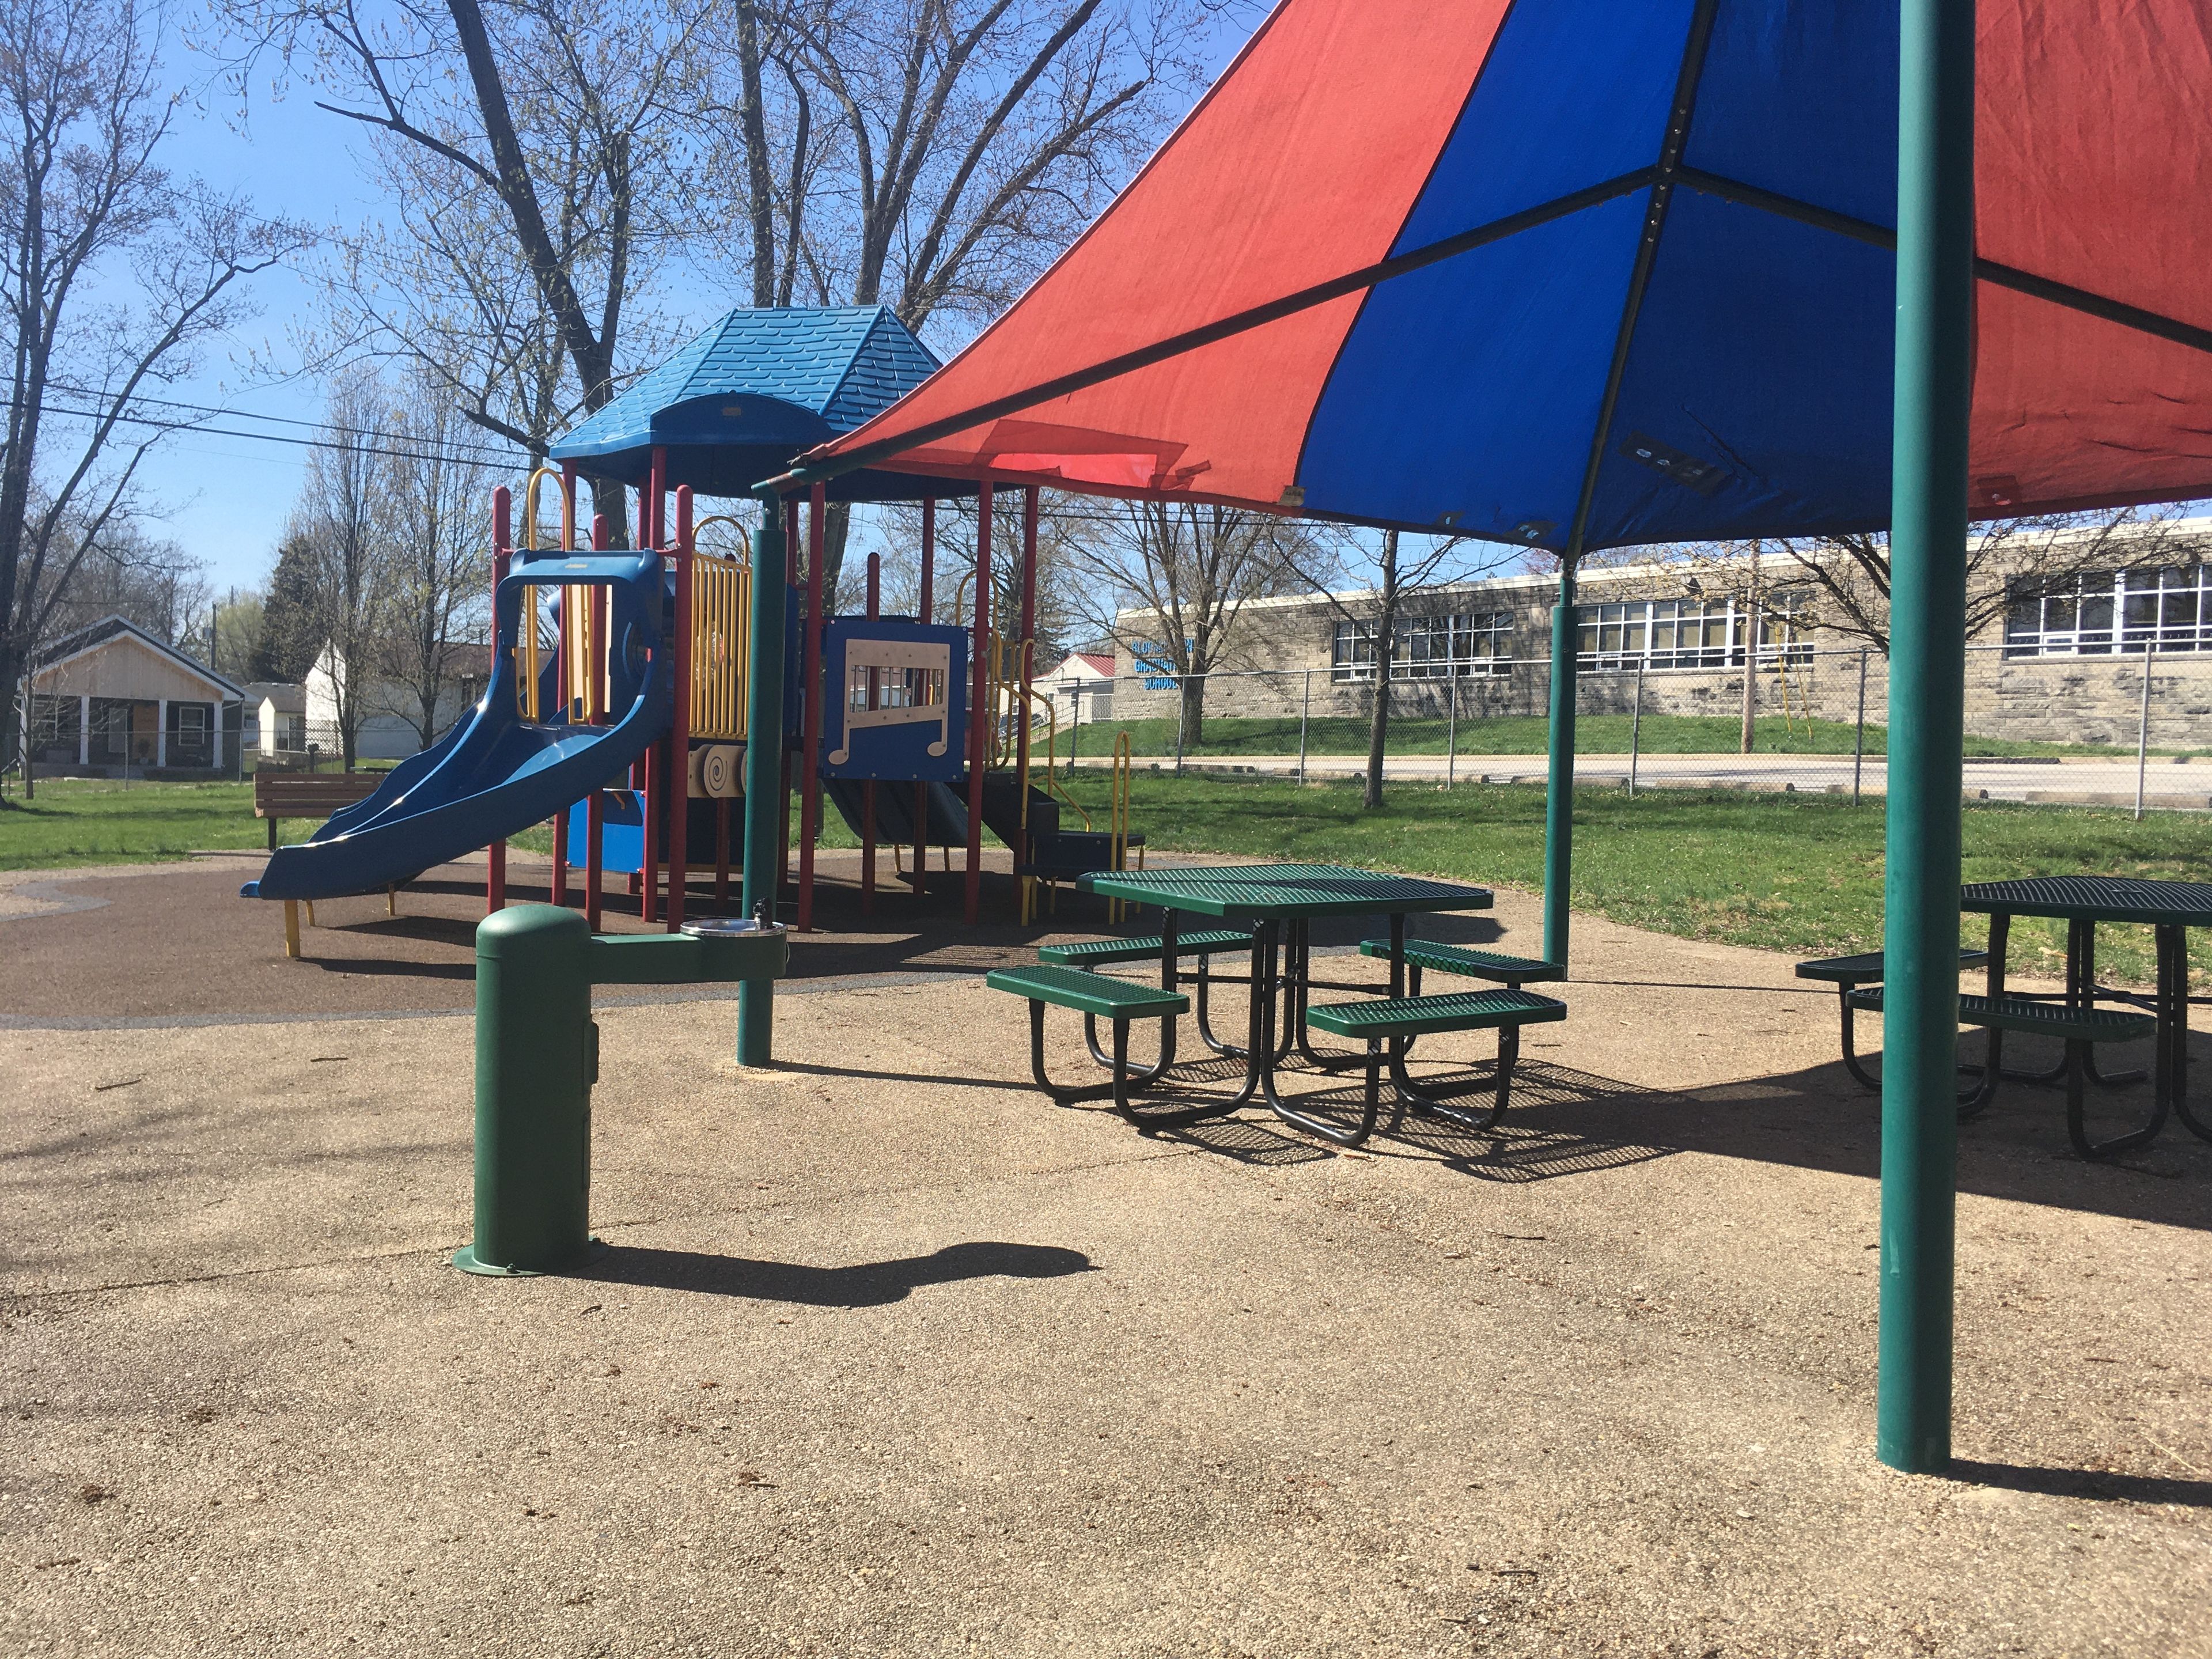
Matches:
[[550, 465, 575, 908], [1016, 487, 1039, 886], [488, 486, 511, 915], [797, 483, 828, 930], [964, 483, 993, 926]]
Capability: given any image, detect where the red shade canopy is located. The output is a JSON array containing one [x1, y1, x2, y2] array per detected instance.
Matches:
[[810, 0, 2212, 551]]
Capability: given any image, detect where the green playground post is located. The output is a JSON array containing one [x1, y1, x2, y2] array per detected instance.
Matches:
[[1541, 566, 1578, 967], [738, 487, 791, 1066], [1878, 0, 1975, 1473]]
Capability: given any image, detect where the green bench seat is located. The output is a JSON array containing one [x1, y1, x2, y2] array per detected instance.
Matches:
[[1294, 988, 1569, 1144], [1796, 948, 1988, 984], [1305, 987, 1569, 1039], [985, 964, 1188, 1019], [986, 965, 1212, 1131], [1845, 985, 2161, 1160], [1846, 986, 2152, 1046], [1037, 929, 1254, 968], [1798, 948, 1992, 1090], [1358, 937, 1564, 988]]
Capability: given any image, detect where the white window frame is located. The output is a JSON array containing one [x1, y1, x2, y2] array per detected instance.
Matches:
[[1331, 611, 1514, 683], [1577, 589, 1812, 672], [2004, 566, 2211, 658]]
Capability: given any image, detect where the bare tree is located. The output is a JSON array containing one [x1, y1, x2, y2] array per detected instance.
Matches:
[[374, 374, 493, 747], [290, 372, 399, 768], [1274, 528, 1505, 807], [36, 521, 210, 645], [0, 0, 302, 768], [1062, 498, 1305, 749], [1747, 507, 2212, 654], [706, 0, 1221, 604], [219, 0, 707, 537]]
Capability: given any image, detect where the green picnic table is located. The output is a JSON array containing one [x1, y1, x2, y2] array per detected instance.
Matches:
[[1962, 876, 2212, 1152], [1070, 862, 1512, 1145]]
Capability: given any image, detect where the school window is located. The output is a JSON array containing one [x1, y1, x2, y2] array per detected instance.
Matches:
[[1331, 612, 1514, 682], [2004, 567, 2211, 657], [1578, 590, 1810, 671]]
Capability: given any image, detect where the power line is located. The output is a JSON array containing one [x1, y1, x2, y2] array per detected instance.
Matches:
[[14, 389, 531, 470], [43, 379, 532, 465]]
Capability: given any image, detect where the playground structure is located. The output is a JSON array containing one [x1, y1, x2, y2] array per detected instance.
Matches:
[[242, 305, 1145, 964]]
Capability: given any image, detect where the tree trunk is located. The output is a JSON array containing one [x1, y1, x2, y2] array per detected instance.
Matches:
[[1179, 671, 1205, 751], [1364, 529, 1399, 809]]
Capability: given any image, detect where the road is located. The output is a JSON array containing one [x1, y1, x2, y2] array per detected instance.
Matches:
[[1073, 749, 2212, 808]]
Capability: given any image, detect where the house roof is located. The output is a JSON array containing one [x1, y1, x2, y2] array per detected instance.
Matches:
[[548, 306, 971, 503], [243, 681, 305, 712], [31, 615, 244, 698]]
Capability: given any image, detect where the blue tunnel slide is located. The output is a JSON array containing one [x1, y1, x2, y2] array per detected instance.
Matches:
[[241, 552, 671, 904]]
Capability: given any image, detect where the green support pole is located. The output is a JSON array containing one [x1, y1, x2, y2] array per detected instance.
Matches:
[[1878, 0, 1974, 1474], [1541, 566, 1578, 967], [737, 487, 791, 1066]]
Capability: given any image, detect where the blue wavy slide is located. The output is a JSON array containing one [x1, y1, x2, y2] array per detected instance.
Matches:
[[241, 552, 671, 903]]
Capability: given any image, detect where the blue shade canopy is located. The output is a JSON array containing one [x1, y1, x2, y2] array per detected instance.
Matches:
[[551, 306, 971, 502]]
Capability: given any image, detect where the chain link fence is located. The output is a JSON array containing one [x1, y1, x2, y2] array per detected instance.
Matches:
[[1038, 644, 2212, 814]]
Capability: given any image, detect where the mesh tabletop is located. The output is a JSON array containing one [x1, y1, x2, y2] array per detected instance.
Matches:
[[1961, 876, 2212, 927], [1075, 862, 1494, 918]]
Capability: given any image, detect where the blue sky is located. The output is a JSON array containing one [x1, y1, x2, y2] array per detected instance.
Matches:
[[133, 12, 1263, 598]]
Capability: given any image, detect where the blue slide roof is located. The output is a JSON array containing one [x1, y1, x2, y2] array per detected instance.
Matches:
[[551, 307, 967, 501]]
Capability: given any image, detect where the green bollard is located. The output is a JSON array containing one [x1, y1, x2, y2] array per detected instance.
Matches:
[[454, 905, 789, 1277]]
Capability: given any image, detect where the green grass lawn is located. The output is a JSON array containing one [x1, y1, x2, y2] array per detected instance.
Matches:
[[6, 771, 2205, 987], [0, 779, 270, 869], [1066, 711, 2193, 760], [1047, 770, 2212, 988]]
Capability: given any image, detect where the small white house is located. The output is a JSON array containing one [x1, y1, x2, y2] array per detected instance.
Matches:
[[1043, 649, 1116, 724], [304, 642, 483, 760], [24, 616, 245, 776], [242, 682, 307, 756]]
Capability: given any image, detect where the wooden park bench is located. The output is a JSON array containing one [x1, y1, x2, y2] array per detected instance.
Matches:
[[252, 770, 394, 958], [253, 770, 384, 850]]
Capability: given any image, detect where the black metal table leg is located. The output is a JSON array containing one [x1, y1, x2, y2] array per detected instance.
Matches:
[[1029, 1000, 1227, 1131], [1292, 921, 1359, 1072], [2078, 918, 2147, 1088], [1259, 921, 1379, 1146], [1387, 1024, 1521, 1132], [2163, 925, 2210, 1143]]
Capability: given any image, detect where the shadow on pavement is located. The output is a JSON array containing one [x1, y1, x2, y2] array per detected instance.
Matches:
[[1946, 1460, 2212, 1508], [581, 1240, 1096, 1306]]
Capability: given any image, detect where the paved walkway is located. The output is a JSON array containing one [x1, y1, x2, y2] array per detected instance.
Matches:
[[1082, 752, 2212, 808], [4, 865, 2209, 1656]]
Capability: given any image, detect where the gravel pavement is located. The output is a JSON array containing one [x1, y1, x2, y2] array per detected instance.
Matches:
[[3, 865, 2209, 1657]]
